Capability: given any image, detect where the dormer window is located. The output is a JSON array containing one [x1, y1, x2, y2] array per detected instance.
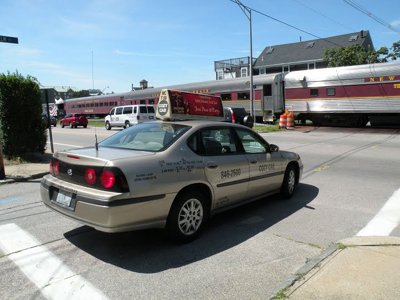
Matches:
[[306, 41, 315, 48], [266, 47, 274, 54], [349, 34, 358, 42]]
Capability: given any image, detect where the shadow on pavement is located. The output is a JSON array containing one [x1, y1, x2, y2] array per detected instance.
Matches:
[[65, 183, 319, 274]]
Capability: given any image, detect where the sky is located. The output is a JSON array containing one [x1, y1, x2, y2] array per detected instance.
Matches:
[[1, 0, 399, 94]]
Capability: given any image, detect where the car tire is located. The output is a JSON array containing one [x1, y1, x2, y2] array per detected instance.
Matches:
[[69, 122, 73, 128], [83, 125, 87, 128], [105, 121, 111, 130], [166, 191, 208, 243], [61, 122, 65, 128], [125, 121, 130, 128], [280, 164, 297, 199]]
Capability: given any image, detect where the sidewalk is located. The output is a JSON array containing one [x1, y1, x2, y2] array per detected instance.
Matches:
[[0, 153, 51, 184], [274, 236, 400, 299]]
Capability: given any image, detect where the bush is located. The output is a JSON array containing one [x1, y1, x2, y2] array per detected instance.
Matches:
[[0, 72, 46, 157]]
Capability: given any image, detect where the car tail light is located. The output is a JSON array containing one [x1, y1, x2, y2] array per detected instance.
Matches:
[[100, 170, 116, 189], [51, 160, 60, 176], [230, 110, 235, 123], [84, 168, 97, 185]]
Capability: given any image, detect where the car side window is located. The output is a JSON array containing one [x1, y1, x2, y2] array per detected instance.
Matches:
[[109, 108, 115, 115], [123, 106, 133, 114], [200, 128, 238, 156], [134, 107, 137, 114], [116, 107, 123, 115], [236, 128, 267, 154]]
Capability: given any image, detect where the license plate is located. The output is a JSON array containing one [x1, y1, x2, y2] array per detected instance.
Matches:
[[55, 191, 72, 207]]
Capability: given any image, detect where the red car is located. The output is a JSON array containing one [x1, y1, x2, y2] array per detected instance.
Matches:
[[60, 114, 88, 128]]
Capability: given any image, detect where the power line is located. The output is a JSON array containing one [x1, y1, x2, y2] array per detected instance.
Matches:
[[227, 0, 346, 47], [343, 0, 400, 34], [292, 0, 354, 31]]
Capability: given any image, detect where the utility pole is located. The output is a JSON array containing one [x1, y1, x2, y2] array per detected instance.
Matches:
[[232, 0, 255, 121]]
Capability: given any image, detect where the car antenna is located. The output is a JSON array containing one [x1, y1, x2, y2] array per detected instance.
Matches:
[[95, 126, 99, 152]]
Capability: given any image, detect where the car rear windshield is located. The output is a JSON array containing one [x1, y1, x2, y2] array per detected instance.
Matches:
[[99, 122, 191, 152]]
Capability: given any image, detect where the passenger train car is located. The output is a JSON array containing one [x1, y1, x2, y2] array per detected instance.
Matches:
[[64, 61, 400, 126]]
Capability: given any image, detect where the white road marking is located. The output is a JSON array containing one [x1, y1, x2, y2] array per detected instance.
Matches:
[[357, 188, 400, 236], [46, 142, 82, 148], [0, 223, 108, 300]]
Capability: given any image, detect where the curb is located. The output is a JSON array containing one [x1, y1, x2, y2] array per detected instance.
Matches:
[[0, 172, 49, 185], [270, 236, 400, 299], [270, 243, 337, 299]]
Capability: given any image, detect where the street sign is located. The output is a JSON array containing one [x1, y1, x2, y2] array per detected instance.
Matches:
[[0, 35, 18, 44]]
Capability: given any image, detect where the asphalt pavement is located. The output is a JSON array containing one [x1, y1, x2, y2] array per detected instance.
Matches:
[[1, 157, 400, 299]]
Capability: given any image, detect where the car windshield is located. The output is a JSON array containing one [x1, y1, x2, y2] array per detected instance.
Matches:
[[99, 122, 190, 152]]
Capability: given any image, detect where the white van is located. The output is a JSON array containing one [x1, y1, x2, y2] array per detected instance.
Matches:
[[105, 105, 155, 130]]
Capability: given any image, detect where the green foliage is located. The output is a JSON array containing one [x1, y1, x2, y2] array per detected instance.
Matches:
[[0, 72, 46, 157], [323, 40, 400, 67]]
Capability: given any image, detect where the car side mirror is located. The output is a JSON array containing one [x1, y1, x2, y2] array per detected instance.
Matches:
[[243, 115, 254, 128], [269, 144, 279, 152]]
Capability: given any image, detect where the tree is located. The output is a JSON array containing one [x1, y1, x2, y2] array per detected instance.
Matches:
[[386, 41, 400, 61], [0, 72, 47, 157], [323, 40, 400, 67]]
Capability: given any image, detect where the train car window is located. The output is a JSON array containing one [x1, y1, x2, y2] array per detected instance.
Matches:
[[90, 103, 94, 107], [149, 99, 155, 104], [86, 104, 90, 107], [238, 92, 250, 100], [221, 93, 232, 101], [116, 107, 123, 115], [100, 103, 103, 107], [327, 88, 336, 96], [140, 100, 146, 104], [310, 89, 319, 97]]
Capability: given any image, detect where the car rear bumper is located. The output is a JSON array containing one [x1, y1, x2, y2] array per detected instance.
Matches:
[[40, 175, 175, 232]]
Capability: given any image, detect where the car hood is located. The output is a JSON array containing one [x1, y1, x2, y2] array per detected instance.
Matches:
[[54, 146, 156, 167]]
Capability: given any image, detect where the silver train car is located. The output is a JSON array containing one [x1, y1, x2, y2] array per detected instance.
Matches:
[[64, 61, 400, 126]]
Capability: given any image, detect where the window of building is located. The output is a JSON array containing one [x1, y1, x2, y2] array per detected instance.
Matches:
[[241, 67, 248, 77], [221, 93, 232, 101], [348, 34, 358, 42], [306, 41, 315, 48], [308, 63, 316, 69], [266, 47, 274, 54], [217, 70, 223, 80], [260, 68, 265, 75], [327, 88, 336, 96], [310, 89, 319, 97], [238, 92, 250, 100]]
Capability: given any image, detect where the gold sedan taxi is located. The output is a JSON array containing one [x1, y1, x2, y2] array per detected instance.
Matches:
[[41, 90, 303, 242]]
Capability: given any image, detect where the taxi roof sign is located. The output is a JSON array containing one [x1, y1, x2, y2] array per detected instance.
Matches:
[[156, 89, 224, 121]]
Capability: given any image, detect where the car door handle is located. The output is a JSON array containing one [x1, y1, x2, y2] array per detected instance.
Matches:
[[206, 163, 218, 169]]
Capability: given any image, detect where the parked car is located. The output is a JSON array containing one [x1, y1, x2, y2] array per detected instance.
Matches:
[[223, 107, 254, 128], [41, 120, 302, 242], [60, 114, 88, 128], [105, 105, 155, 130], [41, 113, 57, 128]]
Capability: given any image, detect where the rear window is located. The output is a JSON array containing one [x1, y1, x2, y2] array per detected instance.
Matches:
[[100, 122, 190, 152], [139, 106, 147, 113], [147, 106, 155, 113]]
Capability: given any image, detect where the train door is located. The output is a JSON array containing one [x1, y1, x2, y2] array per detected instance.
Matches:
[[262, 74, 284, 123]]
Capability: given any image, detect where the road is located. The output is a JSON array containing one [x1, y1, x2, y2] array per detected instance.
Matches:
[[1, 126, 399, 299]]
